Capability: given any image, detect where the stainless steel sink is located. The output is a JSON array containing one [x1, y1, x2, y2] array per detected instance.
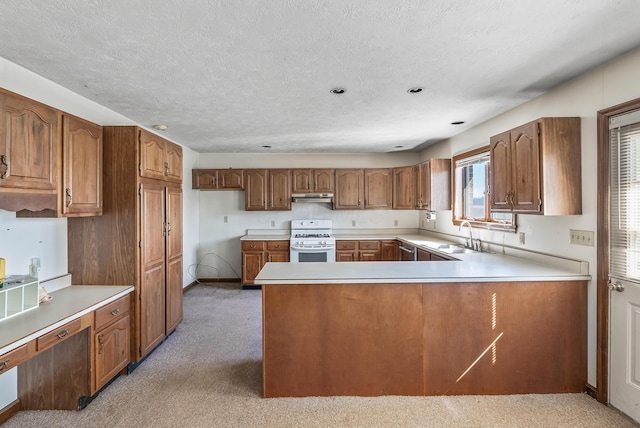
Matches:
[[436, 244, 477, 254]]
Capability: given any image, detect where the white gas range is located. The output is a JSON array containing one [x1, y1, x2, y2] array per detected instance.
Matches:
[[289, 219, 336, 263]]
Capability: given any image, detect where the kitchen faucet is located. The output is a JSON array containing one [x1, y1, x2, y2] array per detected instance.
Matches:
[[459, 220, 474, 249]]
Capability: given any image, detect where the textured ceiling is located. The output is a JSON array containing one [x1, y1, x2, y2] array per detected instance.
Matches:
[[1, 1, 640, 153]]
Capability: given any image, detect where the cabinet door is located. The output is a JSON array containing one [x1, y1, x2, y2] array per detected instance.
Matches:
[[139, 183, 166, 358], [392, 166, 415, 209], [242, 251, 264, 284], [510, 121, 541, 212], [139, 129, 167, 181], [244, 169, 268, 210], [164, 141, 183, 184], [165, 187, 183, 334], [313, 169, 334, 193], [192, 169, 218, 189], [381, 240, 398, 261], [62, 115, 102, 216], [429, 159, 452, 211], [336, 250, 357, 262], [0, 91, 59, 190], [334, 169, 364, 209], [359, 240, 381, 261], [292, 169, 312, 193], [95, 315, 130, 391], [269, 169, 291, 210], [417, 248, 431, 261], [219, 169, 244, 189], [415, 164, 427, 209], [490, 131, 511, 210], [267, 251, 289, 262], [364, 168, 392, 209]]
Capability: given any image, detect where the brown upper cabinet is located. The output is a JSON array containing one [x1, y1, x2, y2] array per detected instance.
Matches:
[[244, 169, 291, 211], [61, 114, 103, 217], [490, 117, 581, 215], [334, 168, 392, 210], [0, 90, 60, 211], [291, 169, 334, 193], [392, 166, 415, 209], [414, 159, 451, 210], [192, 168, 244, 190], [139, 128, 183, 184], [0, 89, 103, 217]]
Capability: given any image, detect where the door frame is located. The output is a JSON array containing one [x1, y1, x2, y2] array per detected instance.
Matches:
[[596, 96, 640, 403]]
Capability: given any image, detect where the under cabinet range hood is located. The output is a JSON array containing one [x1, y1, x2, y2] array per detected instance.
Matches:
[[291, 193, 333, 203]]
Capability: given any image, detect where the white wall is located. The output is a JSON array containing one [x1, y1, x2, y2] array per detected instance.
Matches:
[[418, 46, 640, 388], [195, 153, 420, 279]]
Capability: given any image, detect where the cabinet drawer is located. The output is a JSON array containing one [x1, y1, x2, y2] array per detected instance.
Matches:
[[95, 295, 130, 331], [37, 318, 83, 352], [242, 241, 266, 251], [267, 241, 289, 251], [359, 240, 381, 250], [0, 343, 30, 374], [337, 241, 357, 250]]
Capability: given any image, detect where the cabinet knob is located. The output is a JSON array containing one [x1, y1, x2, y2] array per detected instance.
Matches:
[[0, 360, 9, 372], [250, 244, 256, 248], [56, 329, 69, 339], [111, 308, 120, 316]]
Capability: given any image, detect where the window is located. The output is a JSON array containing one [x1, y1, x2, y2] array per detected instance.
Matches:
[[610, 109, 640, 282], [452, 146, 515, 231]]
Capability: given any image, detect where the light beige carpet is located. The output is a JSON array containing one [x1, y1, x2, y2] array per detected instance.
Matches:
[[2, 283, 636, 428]]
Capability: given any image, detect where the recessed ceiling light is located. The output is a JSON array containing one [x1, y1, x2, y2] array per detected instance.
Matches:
[[153, 124, 168, 131], [451, 121, 465, 125], [330, 88, 346, 94], [407, 87, 423, 94], [395, 145, 404, 149], [262, 145, 272, 149]]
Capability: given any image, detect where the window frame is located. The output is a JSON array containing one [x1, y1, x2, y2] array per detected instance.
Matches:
[[452, 146, 517, 232]]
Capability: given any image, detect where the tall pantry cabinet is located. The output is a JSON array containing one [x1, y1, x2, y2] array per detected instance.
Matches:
[[67, 126, 183, 368]]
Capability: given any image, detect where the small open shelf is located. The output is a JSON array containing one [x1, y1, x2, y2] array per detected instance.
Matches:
[[0, 276, 39, 321]]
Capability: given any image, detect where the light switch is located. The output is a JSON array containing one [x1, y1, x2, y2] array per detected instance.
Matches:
[[570, 229, 594, 246]]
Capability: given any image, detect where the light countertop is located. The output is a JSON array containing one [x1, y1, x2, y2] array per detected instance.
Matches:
[[255, 233, 591, 285], [0, 285, 133, 355], [255, 259, 590, 284]]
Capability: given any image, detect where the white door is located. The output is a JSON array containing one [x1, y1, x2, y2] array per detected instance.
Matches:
[[609, 278, 640, 421], [609, 111, 640, 422]]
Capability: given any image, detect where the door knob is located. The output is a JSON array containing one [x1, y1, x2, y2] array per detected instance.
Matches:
[[607, 280, 625, 292]]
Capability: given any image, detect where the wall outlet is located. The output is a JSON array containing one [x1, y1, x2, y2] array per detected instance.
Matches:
[[519, 232, 525, 245], [570, 229, 594, 246], [271, 220, 275, 227], [352, 220, 356, 227], [394, 220, 398, 227], [224, 216, 228, 223]]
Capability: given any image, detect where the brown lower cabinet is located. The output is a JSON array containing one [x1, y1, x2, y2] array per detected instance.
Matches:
[[241, 240, 289, 285], [263, 280, 587, 397], [417, 247, 456, 261], [337, 240, 397, 261], [94, 295, 131, 391], [12, 296, 132, 414]]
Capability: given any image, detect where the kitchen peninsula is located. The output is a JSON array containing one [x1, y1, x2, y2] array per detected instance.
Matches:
[[256, 237, 589, 398]]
